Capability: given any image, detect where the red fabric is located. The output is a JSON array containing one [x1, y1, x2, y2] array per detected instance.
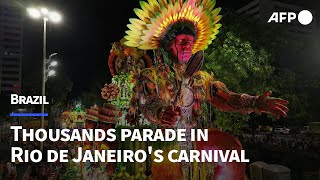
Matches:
[[108, 52, 117, 76], [196, 128, 246, 180]]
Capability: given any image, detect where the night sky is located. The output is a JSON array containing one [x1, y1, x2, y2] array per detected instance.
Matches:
[[21, 0, 319, 98], [23, 0, 142, 96]]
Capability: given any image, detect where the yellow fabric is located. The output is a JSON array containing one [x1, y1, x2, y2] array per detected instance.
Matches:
[[124, 0, 222, 53]]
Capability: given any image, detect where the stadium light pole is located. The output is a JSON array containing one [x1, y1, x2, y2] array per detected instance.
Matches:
[[27, 7, 62, 151]]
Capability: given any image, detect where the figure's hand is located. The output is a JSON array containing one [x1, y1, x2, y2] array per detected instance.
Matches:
[[256, 91, 289, 119], [160, 106, 181, 128]]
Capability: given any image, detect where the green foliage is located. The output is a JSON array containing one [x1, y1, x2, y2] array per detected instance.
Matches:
[[219, 10, 288, 56], [202, 10, 314, 133], [213, 111, 249, 134], [62, 167, 81, 180], [204, 31, 275, 133], [205, 32, 274, 94], [80, 89, 105, 108], [272, 70, 312, 126]]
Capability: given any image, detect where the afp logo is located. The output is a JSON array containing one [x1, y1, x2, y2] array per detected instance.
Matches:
[[268, 10, 313, 25]]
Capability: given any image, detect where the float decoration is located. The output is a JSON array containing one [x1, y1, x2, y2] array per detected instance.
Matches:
[[83, 0, 289, 179], [124, 0, 222, 54], [61, 100, 86, 129]]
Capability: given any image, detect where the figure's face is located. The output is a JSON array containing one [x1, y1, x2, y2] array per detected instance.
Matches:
[[171, 34, 195, 63]]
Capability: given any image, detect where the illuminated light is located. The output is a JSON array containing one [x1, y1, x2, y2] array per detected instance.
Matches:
[[27, 8, 41, 19], [48, 70, 56, 77], [49, 12, 62, 23], [50, 61, 58, 67], [41, 8, 48, 15]]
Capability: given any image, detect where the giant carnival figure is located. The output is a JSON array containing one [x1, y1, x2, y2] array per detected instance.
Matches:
[[86, 0, 288, 179]]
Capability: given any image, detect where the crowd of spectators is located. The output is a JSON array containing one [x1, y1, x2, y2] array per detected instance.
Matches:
[[8, 136, 70, 180], [237, 134, 320, 154], [0, 160, 18, 179], [24, 141, 69, 180]]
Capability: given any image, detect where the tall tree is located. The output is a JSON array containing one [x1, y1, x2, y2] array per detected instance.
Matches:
[[203, 10, 315, 133], [204, 31, 275, 133]]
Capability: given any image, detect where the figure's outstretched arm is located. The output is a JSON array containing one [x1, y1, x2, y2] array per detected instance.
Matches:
[[208, 81, 289, 119]]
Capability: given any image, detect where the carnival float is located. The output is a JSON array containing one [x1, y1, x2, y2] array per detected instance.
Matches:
[[79, 0, 289, 179], [61, 101, 86, 129]]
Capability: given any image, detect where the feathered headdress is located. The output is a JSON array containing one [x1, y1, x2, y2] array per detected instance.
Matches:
[[124, 0, 222, 54]]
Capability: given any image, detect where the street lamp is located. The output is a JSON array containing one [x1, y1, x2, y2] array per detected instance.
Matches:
[[27, 7, 62, 151], [50, 61, 58, 67], [47, 70, 56, 77], [46, 53, 58, 80]]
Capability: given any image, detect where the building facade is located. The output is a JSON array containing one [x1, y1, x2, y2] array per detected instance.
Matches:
[[0, 0, 23, 95]]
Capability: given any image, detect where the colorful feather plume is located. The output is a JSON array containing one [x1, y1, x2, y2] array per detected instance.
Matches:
[[124, 0, 222, 53]]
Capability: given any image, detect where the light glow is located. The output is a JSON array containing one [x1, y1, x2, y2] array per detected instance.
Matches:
[[49, 12, 62, 23], [50, 61, 58, 67], [27, 8, 41, 19], [48, 70, 56, 77], [41, 8, 48, 15]]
